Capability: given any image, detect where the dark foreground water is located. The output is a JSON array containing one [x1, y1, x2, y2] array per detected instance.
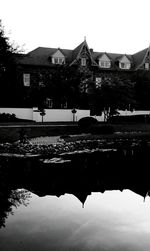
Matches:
[[0, 149, 150, 251]]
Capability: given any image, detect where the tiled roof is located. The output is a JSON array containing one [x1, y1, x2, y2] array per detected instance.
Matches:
[[72, 41, 85, 59], [14, 41, 148, 70], [132, 48, 148, 68]]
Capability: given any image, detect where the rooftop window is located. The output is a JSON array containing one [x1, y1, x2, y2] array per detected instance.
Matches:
[[52, 57, 65, 65], [119, 62, 131, 69], [145, 63, 149, 70], [81, 58, 86, 66], [99, 60, 111, 68]]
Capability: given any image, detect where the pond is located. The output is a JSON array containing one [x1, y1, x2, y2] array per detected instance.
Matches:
[[0, 149, 150, 251], [1, 189, 150, 251]]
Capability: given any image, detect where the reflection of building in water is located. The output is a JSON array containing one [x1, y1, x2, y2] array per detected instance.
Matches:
[[31, 189, 91, 208], [72, 191, 91, 208]]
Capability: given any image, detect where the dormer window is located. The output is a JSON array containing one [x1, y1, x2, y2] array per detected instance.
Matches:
[[99, 61, 111, 68], [52, 57, 65, 65], [119, 62, 131, 69], [145, 63, 149, 70], [51, 49, 65, 65], [98, 53, 111, 68], [81, 58, 86, 66], [119, 55, 131, 69]]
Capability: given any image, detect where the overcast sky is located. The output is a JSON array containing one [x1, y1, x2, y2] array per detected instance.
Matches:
[[0, 0, 150, 54]]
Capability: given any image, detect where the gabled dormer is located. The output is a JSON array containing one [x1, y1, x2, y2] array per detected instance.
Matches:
[[51, 49, 65, 65], [98, 53, 111, 68], [70, 39, 97, 67], [118, 55, 131, 69]]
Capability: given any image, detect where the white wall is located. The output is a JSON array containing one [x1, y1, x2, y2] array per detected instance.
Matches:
[[0, 107, 95, 122], [33, 108, 91, 122], [118, 110, 150, 116], [33, 108, 105, 122], [1, 107, 149, 122]]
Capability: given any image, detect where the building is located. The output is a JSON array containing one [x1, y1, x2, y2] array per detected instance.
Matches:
[[14, 39, 150, 109]]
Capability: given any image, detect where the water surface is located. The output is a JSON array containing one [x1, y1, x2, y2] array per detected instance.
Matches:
[[0, 189, 150, 251]]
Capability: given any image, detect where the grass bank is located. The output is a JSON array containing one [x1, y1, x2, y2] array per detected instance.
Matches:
[[0, 122, 150, 143]]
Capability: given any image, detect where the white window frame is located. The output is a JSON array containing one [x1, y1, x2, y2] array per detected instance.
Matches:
[[119, 62, 131, 69], [52, 57, 65, 65], [23, 73, 30, 86], [81, 58, 86, 66], [145, 63, 149, 70], [46, 98, 53, 108], [99, 60, 111, 68]]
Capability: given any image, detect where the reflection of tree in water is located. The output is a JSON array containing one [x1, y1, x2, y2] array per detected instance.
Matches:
[[0, 189, 31, 228]]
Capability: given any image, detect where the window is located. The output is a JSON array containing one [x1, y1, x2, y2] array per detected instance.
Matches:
[[119, 62, 131, 69], [95, 77, 102, 89], [63, 101, 67, 108], [145, 63, 149, 70], [23, 74, 30, 86], [61, 101, 68, 108], [99, 61, 111, 68], [81, 58, 86, 66], [46, 98, 53, 108], [52, 57, 65, 65]]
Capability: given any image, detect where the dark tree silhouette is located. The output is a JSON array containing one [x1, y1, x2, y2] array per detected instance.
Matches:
[[91, 76, 136, 120], [0, 188, 31, 228], [135, 70, 150, 109], [0, 20, 18, 107]]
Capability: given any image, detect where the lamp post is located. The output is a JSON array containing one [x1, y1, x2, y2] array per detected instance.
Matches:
[[72, 108, 77, 122], [39, 108, 46, 123]]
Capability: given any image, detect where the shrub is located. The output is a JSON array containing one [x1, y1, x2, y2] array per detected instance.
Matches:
[[0, 113, 17, 122], [78, 117, 98, 132], [108, 114, 150, 123], [90, 124, 115, 135]]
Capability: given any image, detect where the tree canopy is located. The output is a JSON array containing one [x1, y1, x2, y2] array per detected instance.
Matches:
[[0, 20, 18, 106], [91, 75, 136, 118], [135, 70, 150, 109]]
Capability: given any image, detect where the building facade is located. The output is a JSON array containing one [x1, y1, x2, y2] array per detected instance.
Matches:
[[13, 39, 150, 109]]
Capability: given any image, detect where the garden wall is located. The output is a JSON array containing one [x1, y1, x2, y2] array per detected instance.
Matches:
[[0, 107, 149, 122], [0, 107, 104, 122], [32, 108, 104, 122]]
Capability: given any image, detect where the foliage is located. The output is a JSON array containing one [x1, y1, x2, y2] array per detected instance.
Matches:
[[29, 65, 95, 109], [0, 188, 31, 228], [0, 20, 18, 106], [90, 124, 115, 134], [32, 65, 83, 108], [108, 114, 150, 123], [91, 76, 136, 120], [135, 70, 150, 109], [0, 113, 17, 122], [78, 116, 98, 132]]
